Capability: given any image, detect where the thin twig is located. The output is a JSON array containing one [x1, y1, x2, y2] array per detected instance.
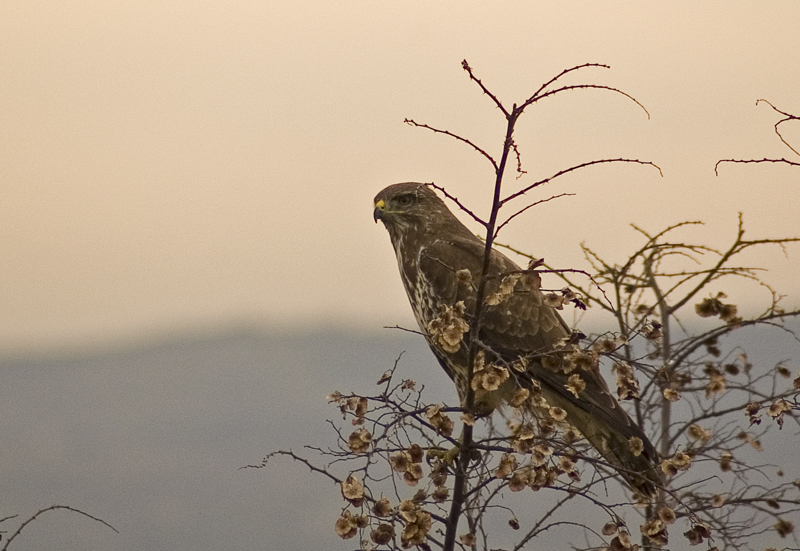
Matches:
[[495, 192, 575, 235], [715, 157, 800, 174], [501, 158, 663, 205], [2, 506, 118, 551], [404, 119, 499, 172], [426, 182, 488, 227]]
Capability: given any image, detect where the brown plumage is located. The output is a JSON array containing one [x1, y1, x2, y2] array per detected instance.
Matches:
[[374, 182, 661, 495]]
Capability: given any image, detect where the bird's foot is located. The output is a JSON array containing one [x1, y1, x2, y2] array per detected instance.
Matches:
[[443, 445, 461, 466]]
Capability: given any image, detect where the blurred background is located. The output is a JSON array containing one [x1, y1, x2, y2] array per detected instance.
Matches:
[[2, 1, 799, 550]]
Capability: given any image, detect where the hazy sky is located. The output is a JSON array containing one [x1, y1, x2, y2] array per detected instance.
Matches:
[[2, 1, 799, 355]]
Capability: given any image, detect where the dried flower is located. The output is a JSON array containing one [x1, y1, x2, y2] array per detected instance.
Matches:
[[426, 404, 454, 437], [563, 426, 581, 443], [494, 453, 518, 478], [719, 451, 733, 472], [534, 443, 553, 457], [775, 518, 794, 537], [768, 399, 792, 428], [459, 533, 477, 546], [471, 356, 510, 392], [641, 518, 669, 546], [568, 350, 599, 372], [429, 461, 448, 486], [644, 320, 662, 341], [687, 424, 711, 442], [326, 391, 345, 404], [542, 354, 565, 372], [397, 500, 416, 522], [613, 362, 640, 400], [628, 437, 644, 457], [544, 293, 566, 309], [609, 529, 635, 551], [341, 474, 364, 506], [377, 370, 392, 385], [390, 452, 410, 473], [520, 264, 542, 291], [508, 469, 530, 491], [661, 450, 692, 476], [658, 507, 676, 524], [431, 486, 449, 502], [373, 497, 392, 518], [696, 293, 740, 323], [370, 524, 394, 545], [663, 388, 681, 402], [705, 373, 726, 398], [736, 431, 763, 451], [403, 463, 424, 487], [602, 521, 619, 536], [559, 456, 580, 482], [427, 301, 469, 353], [334, 511, 358, 539], [593, 337, 619, 354], [683, 523, 711, 546], [486, 273, 521, 305], [398, 502, 432, 547], [511, 356, 529, 372], [510, 387, 529, 407], [347, 428, 372, 453], [408, 444, 423, 463], [723, 362, 739, 375], [566, 374, 586, 397]]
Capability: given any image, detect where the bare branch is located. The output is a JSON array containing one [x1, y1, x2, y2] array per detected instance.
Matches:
[[501, 158, 663, 205], [716, 99, 799, 172], [426, 182, 488, 227], [1, 506, 118, 551], [461, 59, 509, 117], [715, 157, 800, 173], [524, 83, 651, 119], [524, 62, 612, 105], [405, 118, 499, 171], [756, 98, 800, 158], [494, 192, 575, 235]]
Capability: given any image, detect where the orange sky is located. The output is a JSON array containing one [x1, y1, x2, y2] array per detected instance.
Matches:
[[2, 1, 799, 355]]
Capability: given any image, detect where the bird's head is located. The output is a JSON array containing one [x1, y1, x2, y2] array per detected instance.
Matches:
[[373, 183, 452, 240]]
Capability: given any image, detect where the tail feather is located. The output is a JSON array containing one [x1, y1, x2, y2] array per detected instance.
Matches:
[[575, 412, 663, 496], [531, 379, 663, 496]]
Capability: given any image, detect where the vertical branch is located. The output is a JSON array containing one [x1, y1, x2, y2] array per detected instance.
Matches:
[[644, 250, 672, 459], [443, 106, 520, 551]]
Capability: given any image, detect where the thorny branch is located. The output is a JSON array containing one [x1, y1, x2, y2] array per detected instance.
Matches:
[[715, 99, 800, 172], [0, 506, 117, 551]]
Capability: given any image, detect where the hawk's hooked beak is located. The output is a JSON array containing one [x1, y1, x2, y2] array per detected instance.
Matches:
[[373, 199, 386, 223]]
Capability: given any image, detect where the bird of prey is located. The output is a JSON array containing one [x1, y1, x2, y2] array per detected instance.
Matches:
[[373, 182, 661, 495]]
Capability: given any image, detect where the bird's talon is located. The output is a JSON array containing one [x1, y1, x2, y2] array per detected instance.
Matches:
[[443, 445, 460, 465]]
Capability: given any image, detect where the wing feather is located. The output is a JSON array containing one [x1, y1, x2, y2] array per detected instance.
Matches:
[[415, 232, 660, 494]]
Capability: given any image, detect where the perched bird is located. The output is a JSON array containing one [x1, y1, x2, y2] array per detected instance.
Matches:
[[374, 182, 661, 495]]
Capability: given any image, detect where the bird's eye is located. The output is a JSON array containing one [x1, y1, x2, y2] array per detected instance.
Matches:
[[396, 194, 415, 207]]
